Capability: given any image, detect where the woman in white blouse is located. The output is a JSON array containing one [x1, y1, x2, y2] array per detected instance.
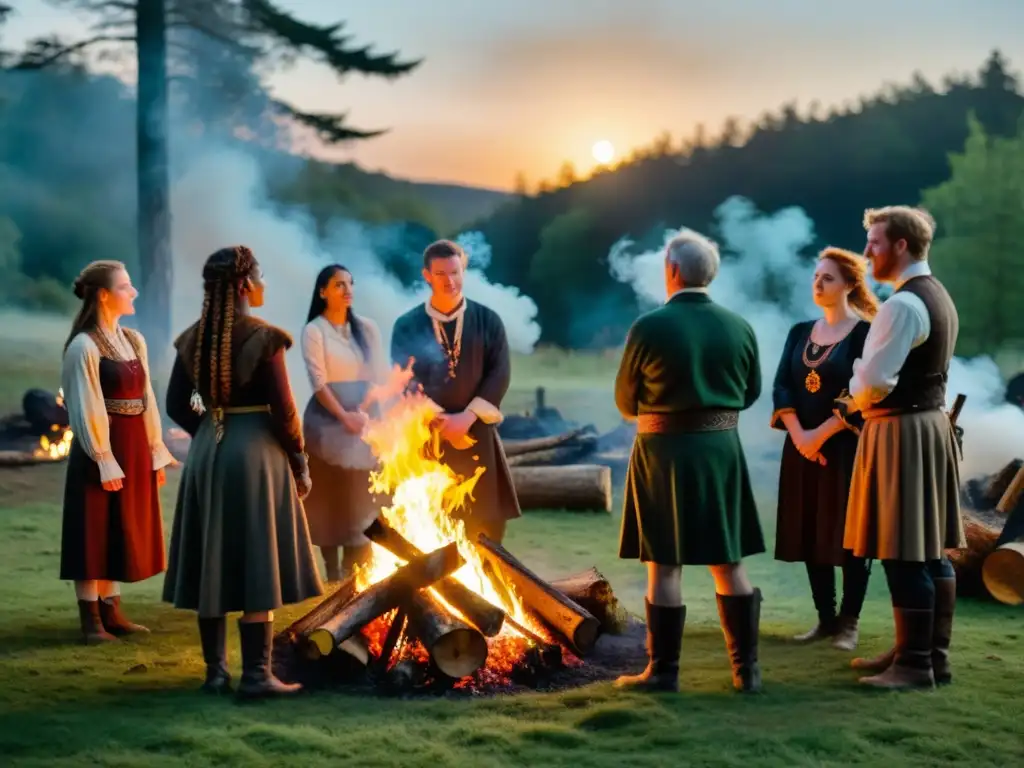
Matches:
[[301, 264, 388, 581], [59, 260, 174, 644]]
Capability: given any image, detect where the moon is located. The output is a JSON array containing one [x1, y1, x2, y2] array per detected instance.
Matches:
[[591, 140, 615, 165]]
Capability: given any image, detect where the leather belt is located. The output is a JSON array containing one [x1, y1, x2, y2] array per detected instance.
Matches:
[[105, 398, 145, 416], [636, 409, 739, 434], [862, 406, 941, 419]]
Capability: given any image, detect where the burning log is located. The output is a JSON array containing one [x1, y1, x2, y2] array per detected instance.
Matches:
[[407, 590, 489, 679], [511, 465, 613, 512], [550, 567, 629, 635], [476, 533, 601, 656], [306, 542, 461, 658], [364, 517, 506, 637]]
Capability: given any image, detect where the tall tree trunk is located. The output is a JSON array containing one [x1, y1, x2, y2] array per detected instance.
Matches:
[[135, 0, 172, 394]]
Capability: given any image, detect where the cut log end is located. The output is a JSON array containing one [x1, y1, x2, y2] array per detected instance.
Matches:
[[982, 541, 1024, 605], [431, 628, 489, 679]]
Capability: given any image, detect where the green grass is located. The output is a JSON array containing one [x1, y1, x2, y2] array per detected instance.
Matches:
[[1, 314, 1023, 767]]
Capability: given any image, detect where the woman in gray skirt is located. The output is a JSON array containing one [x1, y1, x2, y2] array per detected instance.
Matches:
[[300, 264, 389, 581], [163, 246, 323, 698]]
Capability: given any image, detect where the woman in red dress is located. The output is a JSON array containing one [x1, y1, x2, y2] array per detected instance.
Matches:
[[60, 260, 175, 644]]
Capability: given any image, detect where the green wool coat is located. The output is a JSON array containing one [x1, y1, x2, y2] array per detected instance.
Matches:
[[616, 291, 766, 565]]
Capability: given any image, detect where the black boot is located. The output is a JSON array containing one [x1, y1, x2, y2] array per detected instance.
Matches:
[[198, 617, 232, 694], [932, 577, 956, 685], [716, 588, 763, 693], [322, 547, 340, 583], [858, 607, 935, 690], [613, 600, 685, 692], [236, 620, 302, 699], [78, 600, 116, 645]]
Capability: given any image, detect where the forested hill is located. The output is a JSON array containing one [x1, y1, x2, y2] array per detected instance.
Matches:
[[472, 51, 1024, 348]]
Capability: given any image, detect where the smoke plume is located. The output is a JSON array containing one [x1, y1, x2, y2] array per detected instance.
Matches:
[[169, 145, 540, 409], [608, 195, 1024, 480]]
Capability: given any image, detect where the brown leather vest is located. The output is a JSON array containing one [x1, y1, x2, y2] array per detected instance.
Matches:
[[876, 274, 959, 411]]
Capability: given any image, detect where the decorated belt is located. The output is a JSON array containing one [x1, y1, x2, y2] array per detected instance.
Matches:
[[105, 398, 145, 416], [212, 405, 272, 418], [636, 409, 739, 434]]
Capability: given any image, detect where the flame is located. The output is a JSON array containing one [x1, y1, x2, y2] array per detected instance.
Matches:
[[356, 366, 548, 657], [35, 426, 73, 460]]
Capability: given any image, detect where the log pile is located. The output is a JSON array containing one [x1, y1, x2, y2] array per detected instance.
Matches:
[[952, 458, 1024, 603], [274, 516, 626, 694]]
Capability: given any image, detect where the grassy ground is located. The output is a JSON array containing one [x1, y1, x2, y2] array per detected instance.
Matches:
[[1, 314, 1022, 767]]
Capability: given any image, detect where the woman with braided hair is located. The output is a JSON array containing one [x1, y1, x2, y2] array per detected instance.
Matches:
[[60, 260, 174, 644], [163, 246, 323, 699]]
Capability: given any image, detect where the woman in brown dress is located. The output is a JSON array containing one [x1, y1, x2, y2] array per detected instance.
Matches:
[[162, 246, 323, 698], [60, 260, 174, 644], [771, 247, 879, 651], [300, 264, 389, 581]]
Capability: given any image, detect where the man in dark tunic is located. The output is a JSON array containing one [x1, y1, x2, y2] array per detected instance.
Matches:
[[614, 231, 766, 694], [390, 239, 521, 543], [840, 206, 965, 690]]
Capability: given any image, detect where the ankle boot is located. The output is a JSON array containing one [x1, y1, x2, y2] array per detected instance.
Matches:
[[198, 617, 232, 694], [832, 616, 860, 651], [716, 588, 763, 693], [859, 607, 935, 689], [793, 614, 837, 642], [932, 577, 956, 685], [78, 600, 116, 645], [98, 596, 149, 636], [236, 620, 302, 699], [613, 601, 685, 692], [851, 646, 895, 672]]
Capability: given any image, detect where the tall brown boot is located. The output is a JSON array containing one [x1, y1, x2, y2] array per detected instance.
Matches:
[[98, 596, 149, 636], [932, 577, 956, 685], [859, 607, 935, 689], [236, 620, 302, 699], [613, 601, 685, 692], [716, 588, 763, 693], [78, 599, 116, 645]]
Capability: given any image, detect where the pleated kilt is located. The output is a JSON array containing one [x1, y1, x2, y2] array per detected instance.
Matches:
[[843, 408, 966, 562]]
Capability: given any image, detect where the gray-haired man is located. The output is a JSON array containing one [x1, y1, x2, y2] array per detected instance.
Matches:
[[614, 231, 766, 693]]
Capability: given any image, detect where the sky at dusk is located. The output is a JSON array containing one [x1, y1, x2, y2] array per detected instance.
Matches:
[[6, 0, 1024, 190]]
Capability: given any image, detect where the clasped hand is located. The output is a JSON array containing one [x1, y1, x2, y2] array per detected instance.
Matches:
[[433, 410, 477, 450], [339, 410, 370, 435], [792, 425, 828, 466]]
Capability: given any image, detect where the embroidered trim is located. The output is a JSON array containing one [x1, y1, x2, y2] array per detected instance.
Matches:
[[105, 398, 145, 416]]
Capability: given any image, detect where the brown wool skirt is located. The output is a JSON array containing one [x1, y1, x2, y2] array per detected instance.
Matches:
[[304, 452, 383, 547], [844, 409, 966, 562]]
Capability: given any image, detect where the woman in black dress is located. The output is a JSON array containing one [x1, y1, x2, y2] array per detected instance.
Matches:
[[772, 247, 879, 651]]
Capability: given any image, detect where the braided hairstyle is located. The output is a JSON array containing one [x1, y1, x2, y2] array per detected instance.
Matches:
[[191, 246, 258, 442], [64, 260, 127, 353]]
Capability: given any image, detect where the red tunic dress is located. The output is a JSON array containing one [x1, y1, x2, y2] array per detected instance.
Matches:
[[60, 348, 165, 583]]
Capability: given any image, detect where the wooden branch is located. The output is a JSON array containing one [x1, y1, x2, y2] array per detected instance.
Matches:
[[996, 463, 1024, 515], [306, 542, 461, 657], [476, 534, 601, 656], [407, 591, 488, 679], [502, 428, 590, 457], [364, 518, 506, 636]]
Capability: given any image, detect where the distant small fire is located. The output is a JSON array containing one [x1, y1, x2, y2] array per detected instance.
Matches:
[[35, 425, 73, 460]]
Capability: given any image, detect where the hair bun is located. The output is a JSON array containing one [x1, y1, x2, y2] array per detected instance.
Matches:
[[72, 278, 87, 299]]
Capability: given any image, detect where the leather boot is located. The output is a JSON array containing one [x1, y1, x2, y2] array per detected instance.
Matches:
[[78, 599, 116, 645], [613, 600, 685, 692], [859, 607, 935, 689], [716, 588, 763, 693], [851, 646, 895, 672], [932, 577, 956, 685], [322, 547, 340, 583], [236, 620, 302, 699], [98, 596, 149, 636], [832, 616, 860, 651], [198, 617, 232, 694], [793, 615, 837, 642]]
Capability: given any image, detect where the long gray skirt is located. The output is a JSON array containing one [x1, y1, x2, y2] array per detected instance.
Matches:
[[844, 409, 966, 562], [162, 412, 324, 616]]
